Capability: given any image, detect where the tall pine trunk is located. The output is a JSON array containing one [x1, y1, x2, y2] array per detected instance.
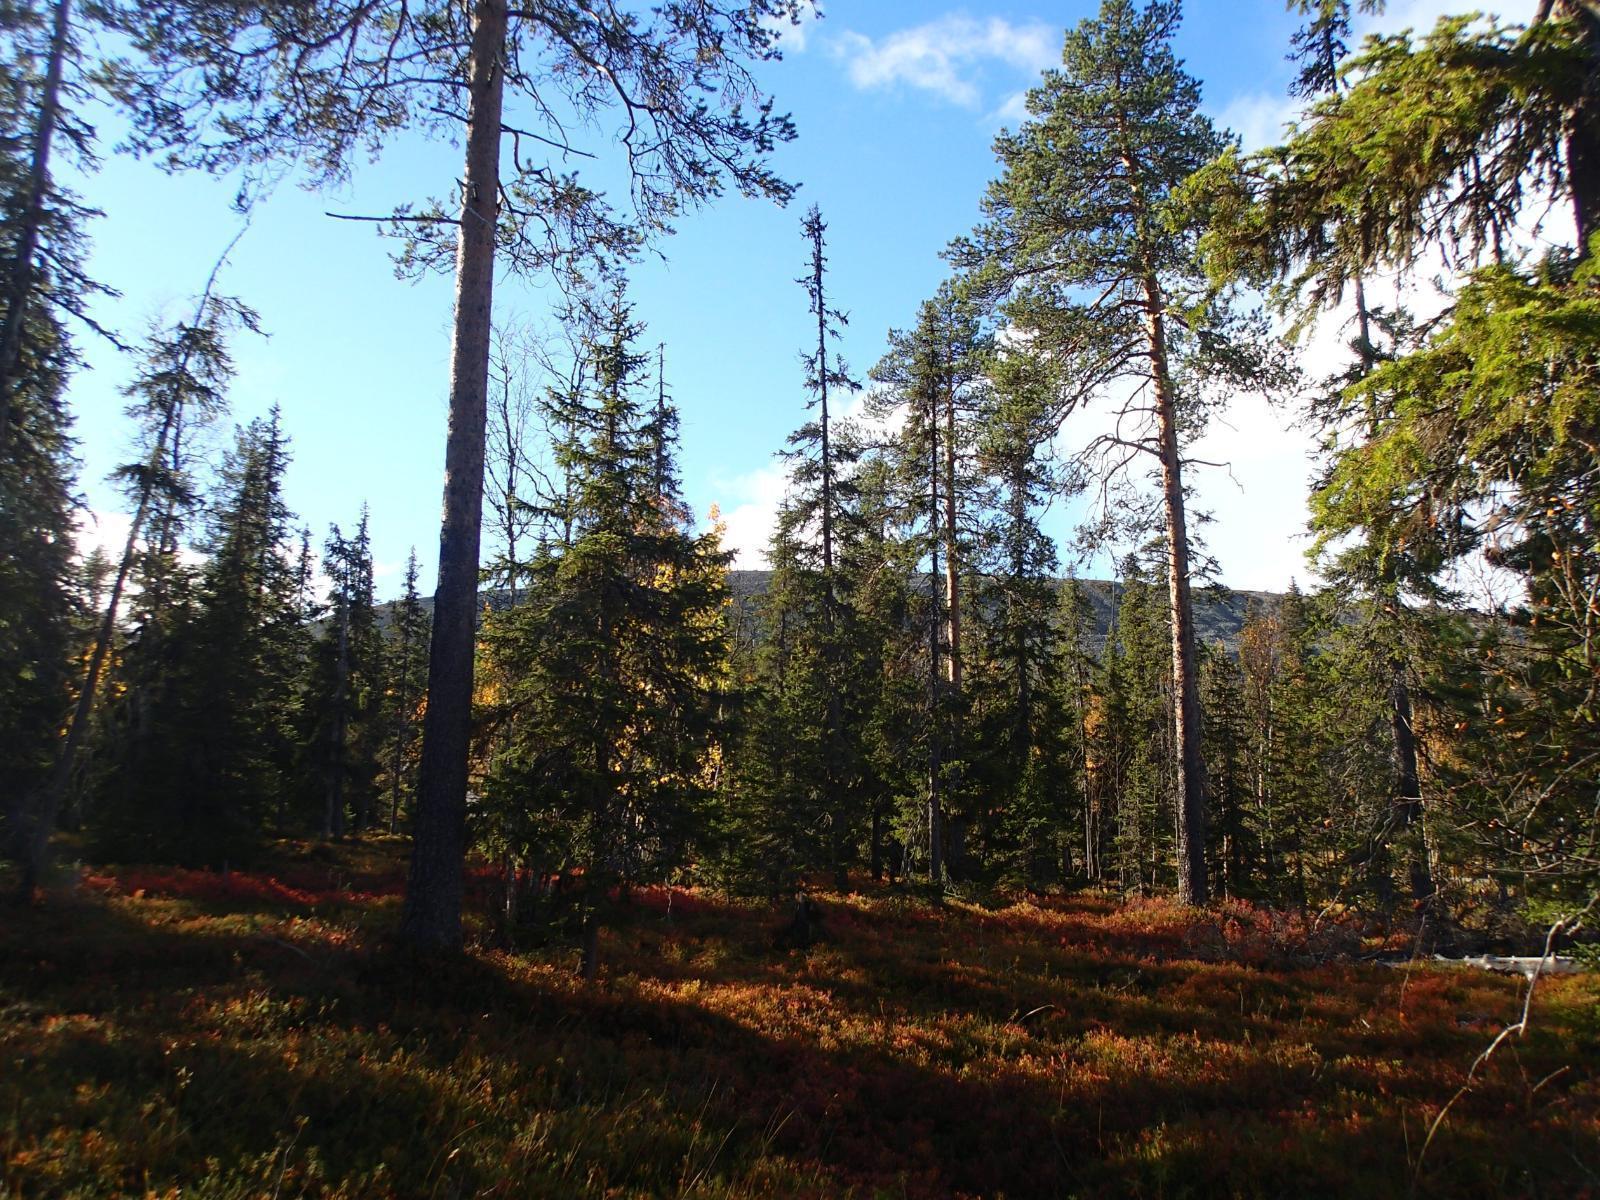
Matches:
[[400, 0, 506, 953], [1144, 272, 1208, 907], [0, 0, 69, 455]]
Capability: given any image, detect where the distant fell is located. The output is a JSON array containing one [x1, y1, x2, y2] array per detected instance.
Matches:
[[729, 571, 1278, 656], [383, 571, 1282, 657]]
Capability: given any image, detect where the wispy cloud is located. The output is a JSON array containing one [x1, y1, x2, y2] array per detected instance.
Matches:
[[830, 15, 1058, 108], [762, 3, 824, 53], [1214, 90, 1299, 153]]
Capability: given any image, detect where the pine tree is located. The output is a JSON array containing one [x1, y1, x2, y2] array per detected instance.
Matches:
[[953, 0, 1283, 903]]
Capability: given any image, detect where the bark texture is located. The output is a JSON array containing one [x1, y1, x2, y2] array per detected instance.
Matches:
[[400, 0, 506, 953]]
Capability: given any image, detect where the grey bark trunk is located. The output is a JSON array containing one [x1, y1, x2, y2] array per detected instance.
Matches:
[[1144, 272, 1209, 907], [399, 0, 506, 953], [1390, 663, 1435, 902]]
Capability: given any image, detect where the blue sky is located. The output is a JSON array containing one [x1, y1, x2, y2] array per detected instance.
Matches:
[[63, 0, 1534, 598]]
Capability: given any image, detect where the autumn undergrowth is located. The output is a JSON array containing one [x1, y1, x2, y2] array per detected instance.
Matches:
[[2, 842, 1596, 1199]]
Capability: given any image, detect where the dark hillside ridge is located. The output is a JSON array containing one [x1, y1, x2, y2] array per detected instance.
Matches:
[[387, 572, 1281, 657], [729, 570, 1279, 657]]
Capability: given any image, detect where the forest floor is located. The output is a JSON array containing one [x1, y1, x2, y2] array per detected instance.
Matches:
[[2, 840, 1597, 1199]]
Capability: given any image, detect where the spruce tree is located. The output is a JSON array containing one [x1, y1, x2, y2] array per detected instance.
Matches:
[[869, 283, 989, 886], [0, 0, 111, 454], [383, 549, 430, 832], [0, 244, 76, 895], [971, 350, 1075, 885], [1199, 640, 1251, 899], [96, 410, 305, 865], [734, 205, 870, 891], [36, 278, 253, 877], [307, 508, 383, 838], [842, 453, 924, 884], [1103, 556, 1175, 893], [0, 4, 95, 893], [481, 283, 729, 973], [1194, 0, 1600, 915]]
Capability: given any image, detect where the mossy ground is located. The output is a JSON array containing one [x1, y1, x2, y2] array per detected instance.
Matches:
[[2, 841, 1596, 1198]]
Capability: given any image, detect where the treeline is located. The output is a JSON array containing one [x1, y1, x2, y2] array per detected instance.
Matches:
[[1, 0, 1595, 952]]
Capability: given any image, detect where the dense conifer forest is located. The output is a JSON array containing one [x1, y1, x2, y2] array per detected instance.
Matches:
[[1, 0, 1597, 1196]]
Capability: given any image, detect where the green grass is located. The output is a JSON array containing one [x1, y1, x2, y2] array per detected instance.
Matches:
[[2, 842, 1596, 1198]]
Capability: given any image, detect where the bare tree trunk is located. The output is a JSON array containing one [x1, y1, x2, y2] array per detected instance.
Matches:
[[1390, 664, 1434, 901], [0, 0, 70, 456], [580, 909, 601, 981], [1144, 272, 1209, 907], [502, 373, 519, 607], [1079, 656, 1097, 882], [400, 0, 506, 953]]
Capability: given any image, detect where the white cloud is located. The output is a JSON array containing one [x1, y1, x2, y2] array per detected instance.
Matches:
[[762, 4, 824, 53], [1369, 0, 1537, 37], [1184, 394, 1322, 592], [711, 462, 792, 569], [74, 508, 134, 567], [830, 15, 1057, 108], [1214, 90, 1300, 154], [1209, 0, 1539, 155], [993, 88, 1032, 128]]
